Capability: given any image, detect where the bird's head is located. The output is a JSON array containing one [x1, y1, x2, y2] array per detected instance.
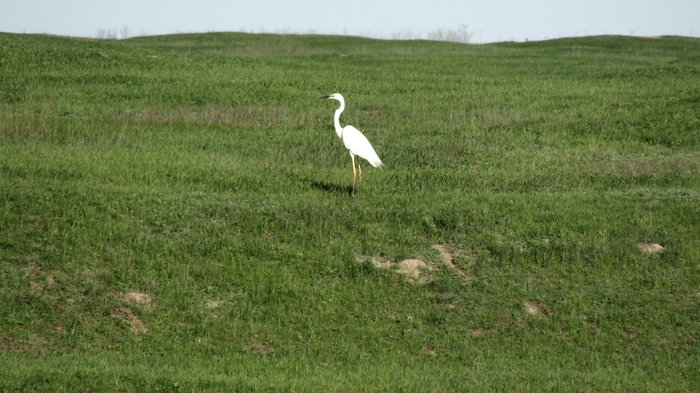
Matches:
[[319, 93, 343, 102]]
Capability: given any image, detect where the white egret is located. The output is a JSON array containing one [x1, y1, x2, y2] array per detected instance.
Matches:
[[320, 93, 384, 196]]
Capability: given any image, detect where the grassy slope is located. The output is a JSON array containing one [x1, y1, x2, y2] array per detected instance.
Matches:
[[1, 32, 699, 391]]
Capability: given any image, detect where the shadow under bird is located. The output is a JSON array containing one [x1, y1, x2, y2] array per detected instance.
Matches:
[[320, 93, 384, 196]]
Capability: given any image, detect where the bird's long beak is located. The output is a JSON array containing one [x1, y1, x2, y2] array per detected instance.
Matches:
[[319, 95, 330, 99]]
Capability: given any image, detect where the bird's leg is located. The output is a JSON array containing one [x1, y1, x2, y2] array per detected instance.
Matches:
[[351, 154, 356, 197], [358, 162, 363, 194]]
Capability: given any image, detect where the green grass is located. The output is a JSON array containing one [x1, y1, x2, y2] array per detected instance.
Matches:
[[1, 32, 699, 391]]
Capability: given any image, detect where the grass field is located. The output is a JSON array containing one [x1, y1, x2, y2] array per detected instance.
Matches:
[[1, 32, 699, 391]]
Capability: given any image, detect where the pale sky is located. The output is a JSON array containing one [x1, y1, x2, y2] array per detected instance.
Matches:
[[1, 0, 698, 43]]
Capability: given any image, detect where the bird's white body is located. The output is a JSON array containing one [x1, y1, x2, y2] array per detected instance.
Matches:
[[322, 93, 383, 195], [339, 125, 384, 168]]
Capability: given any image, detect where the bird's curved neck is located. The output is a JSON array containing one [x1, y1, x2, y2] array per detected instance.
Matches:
[[333, 100, 345, 138]]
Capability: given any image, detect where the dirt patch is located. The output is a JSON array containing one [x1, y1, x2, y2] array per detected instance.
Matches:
[[246, 341, 273, 355], [367, 256, 392, 269], [637, 243, 663, 254], [246, 334, 273, 355], [397, 259, 430, 281], [419, 346, 437, 356], [26, 265, 58, 295], [523, 300, 542, 316], [206, 300, 222, 309], [0, 337, 21, 352], [356, 255, 432, 283], [622, 329, 638, 341], [113, 308, 148, 335], [27, 265, 43, 278], [30, 280, 44, 294], [432, 244, 473, 281], [116, 291, 152, 309], [26, 265, 45, 294]]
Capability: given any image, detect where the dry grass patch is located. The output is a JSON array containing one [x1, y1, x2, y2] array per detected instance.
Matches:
[[432, 244, 474, 281], [419, 346, 437, 356], [29, 281, 44, 294], [590, 152, 700, 178], [0, 336, 23, 352], [622, 329, 638, 341], [205, 300, 225, 319], [396, 259, 431, 283], [356, 255, 432, 283], [113, 308, 148, 335], [355, 255, 392, 269], [206, 300, 223, 309], [107, 104, 300, 128], [116, 291, 152, 309], [637, 243, 664, 254], [246, 341, 273, 355], [25, 265, 57, 295], [245, 334, 273, 355], [523, 300, 542, 316]]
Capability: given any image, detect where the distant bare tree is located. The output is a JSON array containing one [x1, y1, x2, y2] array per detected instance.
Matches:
[[427, 24, 473, 44], [97, 28, 118, 39], [391, 29, 419, 40], [120, 25, 130, 39]]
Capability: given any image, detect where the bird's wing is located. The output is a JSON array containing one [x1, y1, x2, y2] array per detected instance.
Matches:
[[342, 126, 384, 168]]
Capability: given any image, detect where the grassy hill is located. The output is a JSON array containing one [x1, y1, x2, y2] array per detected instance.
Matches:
[[1, 32, 699, 391]]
